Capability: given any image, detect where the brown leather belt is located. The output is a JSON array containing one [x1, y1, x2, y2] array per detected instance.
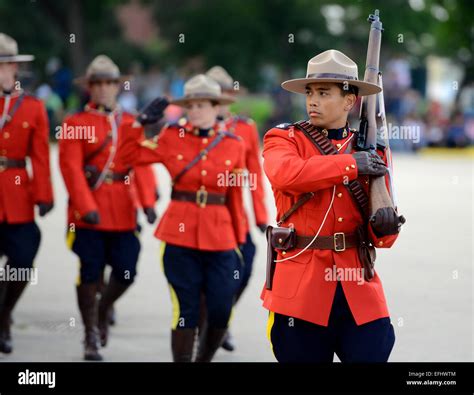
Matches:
[[103, 171, 129, 183], [84, 169, 130, 185], [295, 232, 359, 252], [171, 189, 226, 208], [0, 156, 26, 172]]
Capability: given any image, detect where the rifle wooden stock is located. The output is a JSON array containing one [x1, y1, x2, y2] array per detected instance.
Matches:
[[369, 176, 393, 216], [362, 10, 395, 217]]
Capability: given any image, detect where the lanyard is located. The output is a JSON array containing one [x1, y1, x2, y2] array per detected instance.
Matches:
[[91, 110, 122, 190]]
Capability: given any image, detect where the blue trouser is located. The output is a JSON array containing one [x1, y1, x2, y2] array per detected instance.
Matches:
[[162, 243, 240, 329], [0, 222, 41, 269], [268, 281, 396, 362], [70, 228, 140, 285], [237, 232, 256, 296]]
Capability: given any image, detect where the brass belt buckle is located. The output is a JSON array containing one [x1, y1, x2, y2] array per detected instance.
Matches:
[[104, 171, 114, 184], [0, 156, 6, 172], [334, 232, 346, 252], [196, 189, 208, 208]]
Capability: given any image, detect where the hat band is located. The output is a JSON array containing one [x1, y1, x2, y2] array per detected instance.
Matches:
[[88, 72, 121, 81], [0, 54, 17, 59], [183, 92, 220, 99], [306, 72, 358, 81]]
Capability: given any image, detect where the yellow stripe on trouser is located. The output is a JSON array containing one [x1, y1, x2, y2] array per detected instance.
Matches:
[[66, 229, 76, 250], [266, 311, 275, 355], [159, 242, 181, 330], [65, 230, 82, 286]]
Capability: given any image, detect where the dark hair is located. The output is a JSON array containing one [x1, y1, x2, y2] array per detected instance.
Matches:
[[210, 100, 219, 106], [337, 83, 359, 97]]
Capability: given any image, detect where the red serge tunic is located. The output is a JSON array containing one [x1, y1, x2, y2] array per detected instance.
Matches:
[[261, 123, 399, 326], [0, 93, 54, 223], [122, 120, 247, 251], [59, 105, 157, 231]]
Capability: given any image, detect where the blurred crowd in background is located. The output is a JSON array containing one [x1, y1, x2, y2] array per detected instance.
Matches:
[[24, 54, 473, 152], [4, 0, 472, 152]]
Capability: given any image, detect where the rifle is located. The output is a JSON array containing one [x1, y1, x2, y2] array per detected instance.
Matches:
[[357, 9, 402, 219]]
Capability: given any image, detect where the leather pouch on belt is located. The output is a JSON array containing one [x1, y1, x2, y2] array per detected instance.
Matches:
[[356, 225, 376, 282], [84, 165, 100, 188], [271, 226, 296, 251], [265, 226, 296, 290]]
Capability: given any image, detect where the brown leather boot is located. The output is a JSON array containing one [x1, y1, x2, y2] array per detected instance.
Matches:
[[0, 280, 29, 354], [171, 328, 196, 362], [98, 276, 130, 347], [196, 327, 227, 362], [76, 283, 102, 361], [98, 271, 117, 326]]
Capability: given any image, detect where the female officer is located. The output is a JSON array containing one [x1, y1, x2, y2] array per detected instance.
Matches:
[[122, 74, 246, 362]]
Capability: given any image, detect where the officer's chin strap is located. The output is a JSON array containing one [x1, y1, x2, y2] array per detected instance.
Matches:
[[273, 133, 355, 263]]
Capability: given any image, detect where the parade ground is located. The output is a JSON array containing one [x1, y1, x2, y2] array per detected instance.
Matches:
[[0, 147, 472, 363]]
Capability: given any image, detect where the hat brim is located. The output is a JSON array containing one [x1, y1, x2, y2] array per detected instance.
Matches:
[[281, 77, 381, 96], [222, 86, 248, 96], [170, 94, 235, 107], [73, 75, 132, 87], [0, 55, 34, 63]]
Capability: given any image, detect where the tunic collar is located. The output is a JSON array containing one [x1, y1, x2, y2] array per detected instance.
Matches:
[[313, 122, 351, 140]]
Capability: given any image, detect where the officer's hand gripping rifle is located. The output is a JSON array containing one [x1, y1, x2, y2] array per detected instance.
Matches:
[[356, 10, 405, 232]]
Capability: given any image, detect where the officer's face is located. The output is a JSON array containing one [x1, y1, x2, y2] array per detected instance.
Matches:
[[88, 79, 120, 108], [0, 62, 18, 90], [185, 100, 219, 128], [305, 83, 356, 129]]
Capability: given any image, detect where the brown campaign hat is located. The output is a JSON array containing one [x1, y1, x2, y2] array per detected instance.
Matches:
[[73, 55, 130, 86], [170, 74, 235, 107], [206, 66, 234, 91], [0, 33, 34, 63], [281, 49, 381, 96]]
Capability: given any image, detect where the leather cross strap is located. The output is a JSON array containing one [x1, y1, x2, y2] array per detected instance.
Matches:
[[0, 92, 26, 131], [84, 134, 112, 164], [172, 132, 225, 185], [293, 120, 370, 220], [277, 191, 314, 226], [83, 112, 122, 165]]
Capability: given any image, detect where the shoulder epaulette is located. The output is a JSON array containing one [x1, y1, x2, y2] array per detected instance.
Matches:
[[234, 115, 254, 125], [168, 117, 188, 128], [275, 123, 292, 130]]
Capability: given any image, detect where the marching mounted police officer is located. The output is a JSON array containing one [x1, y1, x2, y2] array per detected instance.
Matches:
[[59, 55, 161, 361], [262, 50, 405, 362], [206, 66, 268, 351], [121, 74, 247, 362], [0, 33, 54, 354]]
